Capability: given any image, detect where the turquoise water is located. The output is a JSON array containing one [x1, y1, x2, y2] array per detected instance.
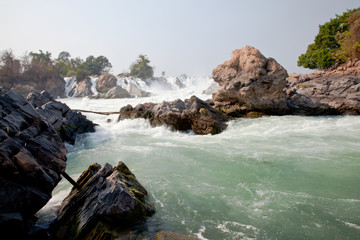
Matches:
[[39, 96, 360, 240]]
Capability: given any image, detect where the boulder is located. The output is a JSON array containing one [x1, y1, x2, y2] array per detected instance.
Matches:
[[68, 77, 94, 97], [0, 89, 67, 238], [102, 86, 131, 99], [212, 45, 289, 116], [50, 161, 155, 240], [118, 96, 228, 135], [128, 84, 151, 98], [96, 74, 117, 93], [202, 82, 218, 95], [27, 91, 96, 144]]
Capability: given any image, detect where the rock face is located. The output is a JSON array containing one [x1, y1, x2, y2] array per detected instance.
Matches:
[[96, 74, 117, 93], [286, 60, 360, 115], [27, 91, 96, 144], [68, 77, 94, 98], [118, 96, 228, 135], [100, 86, 131, 99], [213, 46, 289, 116], [0, 89, 67, 238], [51, 161, 155, 240]]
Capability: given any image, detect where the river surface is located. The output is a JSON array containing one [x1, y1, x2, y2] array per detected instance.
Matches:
[[38, 81, 360, 240]]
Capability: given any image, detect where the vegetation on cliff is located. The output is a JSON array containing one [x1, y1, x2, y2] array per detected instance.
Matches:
[[129, 54, 154, 79], [298, 8, 360, 70]]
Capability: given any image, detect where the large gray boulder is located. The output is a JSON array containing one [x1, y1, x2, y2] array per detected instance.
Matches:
[[0, 89, 67, 238], [50, 161, 155, 240]]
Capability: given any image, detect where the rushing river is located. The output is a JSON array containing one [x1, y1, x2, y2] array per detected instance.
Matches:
[[38, 78, 360, 240]]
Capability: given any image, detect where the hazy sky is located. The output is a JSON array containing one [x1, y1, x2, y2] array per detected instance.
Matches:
[[0, 0, 359, 76]]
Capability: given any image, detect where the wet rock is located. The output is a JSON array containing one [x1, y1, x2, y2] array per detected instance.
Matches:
[[27, 91, 96, 144], [118, 96, 228, 135], [50, 161, 155, 240], [0, 89, 67, 238], [212, 45, 289, 117]]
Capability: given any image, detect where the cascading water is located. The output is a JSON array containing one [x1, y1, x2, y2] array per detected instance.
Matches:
[[37, 77, 360, 240]]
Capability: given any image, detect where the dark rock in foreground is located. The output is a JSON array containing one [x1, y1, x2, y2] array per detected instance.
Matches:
[[27, 91, 96, 144], [118, 96, 228, 135], [0, 89, 67, 238], [51, 161, 155, 240]]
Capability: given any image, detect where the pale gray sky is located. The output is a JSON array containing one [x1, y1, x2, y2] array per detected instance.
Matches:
[[0, 0, 359, 76]]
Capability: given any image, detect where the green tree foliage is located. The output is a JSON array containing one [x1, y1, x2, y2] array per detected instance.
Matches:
[[0, 49, 113, 85], [298, 8, 359, 70], [84, 55, 112, 75], [129, 55, 154, 79], [335, 9, 360, 61]]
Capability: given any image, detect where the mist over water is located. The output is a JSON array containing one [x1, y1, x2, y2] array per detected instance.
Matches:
[[38, 77, 360, 240]]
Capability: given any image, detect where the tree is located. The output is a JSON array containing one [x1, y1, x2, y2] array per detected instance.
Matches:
[[298, 8, 359, 70], [84, 55, 112, 75], [57, 51, 71, 63], [129, 54, 154, 79]]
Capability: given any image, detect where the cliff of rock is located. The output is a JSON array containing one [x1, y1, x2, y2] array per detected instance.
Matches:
[[0, 89, 67, 238]]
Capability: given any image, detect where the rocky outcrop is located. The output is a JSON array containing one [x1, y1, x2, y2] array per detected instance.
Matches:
[[96, 74, 117, 93], [212, 46, 360, 116], [286, 59, 360, 115], [50, 161, 155, 240], [68, 77, 94, 98], [0, 89, 67, 238], [27, 91, 96, 144], [118, 96, 228, 135], [100, 86, 131, 99], [212, 45, 289, 117]]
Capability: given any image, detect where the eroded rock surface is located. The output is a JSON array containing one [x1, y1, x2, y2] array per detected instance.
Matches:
[[286, 59, 360, 115], [27, 91, 96, 144], [51, 161, 155, 240], [118, 96, 228, 135], [212, 45, 289, 117], [0, 89, 67, 238]]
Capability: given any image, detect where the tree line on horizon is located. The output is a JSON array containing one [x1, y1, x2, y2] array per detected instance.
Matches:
[[0, 50, 154, 85]]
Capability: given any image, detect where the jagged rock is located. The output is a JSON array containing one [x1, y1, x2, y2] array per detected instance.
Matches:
[[27, 90, 53, 108], [286, 60, 360, 115], [118, 96, 228, 135], [0, 89, 67, 238], [68, 77, 94, 97], [27, 90, 96, 144], [212, 45, 289, 117], [96, 74, 117, 93], [50, 161, 155, 240]]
